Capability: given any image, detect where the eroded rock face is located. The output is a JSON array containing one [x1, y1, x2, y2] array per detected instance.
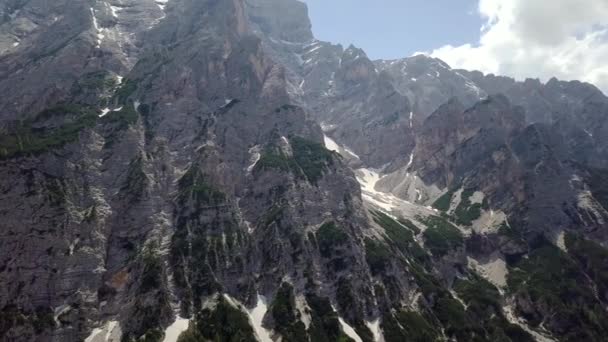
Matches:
[[2, 0, 608, 341]]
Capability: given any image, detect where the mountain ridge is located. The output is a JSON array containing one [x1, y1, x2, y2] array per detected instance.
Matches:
[[0, 0, 607, 341]]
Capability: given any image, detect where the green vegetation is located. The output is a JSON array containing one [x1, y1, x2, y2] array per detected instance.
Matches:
[[123, 329, 164, 342], [335, 279, 374, 342], [253, 136, 336, 184], [397, 217, 421, 234], [121, 156, 148, 199], [432, 187, 485, 225], [0, 104, 97, 159], [454, 275, 502, 318], [421, 216, 463, 257], [507, 241, 608, 341], [364, 238, 392, 276], [170, 164, 235, 314], [0, 305, 55, 337], [177, 165, 225, 205], [587, 167, 608, 210], [121, 243, 171, 342], [179, 296, 257, 342], [565, 233, 608, 301], [371, 210, 429, 266], [101, 104, 139, 131], [432, 189, 455, 212], [306, 293, 354, 342], [453, 274, 533, 342], [254, 149, 299, 174], [114, 79, 138, 105], [381, 310, 439, 342], [408, 267, 487, 342], [497, 223, 526, 243], [270, 283, 308, 342], [71, 71, 117, 96], [140, 244, 163, 293], [453, 189, 483, 226], [316, 221, 349, 258], [291, 137, 335, 183]]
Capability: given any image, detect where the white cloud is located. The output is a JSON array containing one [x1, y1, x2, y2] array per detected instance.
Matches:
[[430, 0, 608, 93]]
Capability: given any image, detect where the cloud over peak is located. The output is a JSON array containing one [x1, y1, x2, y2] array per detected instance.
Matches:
[[431, 0, 608, 93]]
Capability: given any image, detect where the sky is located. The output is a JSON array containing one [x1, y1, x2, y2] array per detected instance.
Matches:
[[303, 0, 608, 93]]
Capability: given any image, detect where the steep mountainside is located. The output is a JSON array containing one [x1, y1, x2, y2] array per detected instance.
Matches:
[[1, 0, 608, 342]]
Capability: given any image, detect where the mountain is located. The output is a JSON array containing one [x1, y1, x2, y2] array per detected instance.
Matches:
[[1, 0, 608, 341]]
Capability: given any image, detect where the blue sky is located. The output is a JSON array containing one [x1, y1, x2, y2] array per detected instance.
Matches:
[[303, 0, 483, 60]]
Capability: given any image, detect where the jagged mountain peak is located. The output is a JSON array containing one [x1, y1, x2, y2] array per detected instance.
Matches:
[[2, 1, 608, 342]]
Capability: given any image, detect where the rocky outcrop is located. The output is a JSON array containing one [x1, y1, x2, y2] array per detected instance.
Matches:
[[2, 0, 608, 341]]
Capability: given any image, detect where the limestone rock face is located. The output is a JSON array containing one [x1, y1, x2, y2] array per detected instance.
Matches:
[[2, 0, 608, 342]]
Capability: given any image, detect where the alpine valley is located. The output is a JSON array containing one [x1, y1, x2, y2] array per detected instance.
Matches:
[[1, 0, 608, 341]]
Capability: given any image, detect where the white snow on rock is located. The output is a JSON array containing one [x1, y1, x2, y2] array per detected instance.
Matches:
[[322, 134, 360, 159], [447, 187, 464, 214], [248, 295, 273, 342], [109, 5, 120, 18], [339, 317, 363, 342], [162, 317, 189, 342], [324, 134, 340, 153], [246, 145, 261, 173], [156, 0, 169, 11], [85, 321, 122, 342], [295, 295, 312, 329], [221, 294, 273, 342], [405, 152, 414, 171], [555, 231, 567, 252], [90, 8, 105, 48], [357, 168, 399, 211], [366, 319, 384, 342], [356, 168, 438, 221], [100, 108, 111, 117], [577, 190, 607, 225]]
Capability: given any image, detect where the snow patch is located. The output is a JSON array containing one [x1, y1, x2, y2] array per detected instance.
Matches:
[[357, 169, 398, 211], [447, 188, 464, 213], [366, 319, 384, 342], [339, 318, 363, 342], [295, 295, 312, 329], [162, 317, 189, 342], [100, 108, 111, 117], [246, 145, 261, 173], [323, 134, 360, 160], [90, 8, 105, 48], [156, 0, 168, 11], [555, 231, 567, 252], [248, 295, 273, 342], [577, 190, 607, 225], [405, 152, 414, 171], [324, 134, 340, 153], [409, 111, 413, 128], [85, 321, 122, 342]]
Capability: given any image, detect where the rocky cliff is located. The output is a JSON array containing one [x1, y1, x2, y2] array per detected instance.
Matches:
[[1, 0, 608, 342]]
